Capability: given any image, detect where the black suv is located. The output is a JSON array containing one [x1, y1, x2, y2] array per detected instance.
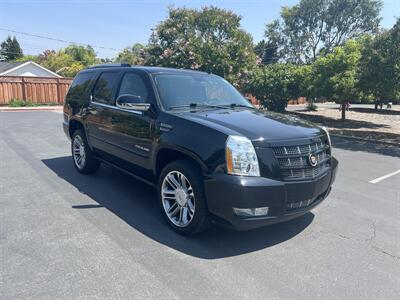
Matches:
[[63, 64, 338, 235]]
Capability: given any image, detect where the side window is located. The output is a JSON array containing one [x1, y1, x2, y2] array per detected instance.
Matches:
[[66, 72, 95, 101], [92, 72, 119, 105], [117, 73, 149, 103]]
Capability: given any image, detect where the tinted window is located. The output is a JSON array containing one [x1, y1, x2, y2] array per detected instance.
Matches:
[[118, 73, 149, 102], [153, 74, 252, 109], [66, 72, 95, 101], [93, 72, 119, 105]]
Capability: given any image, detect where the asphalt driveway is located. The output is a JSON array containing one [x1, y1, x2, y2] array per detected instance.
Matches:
[[1, 111, 399, 299]]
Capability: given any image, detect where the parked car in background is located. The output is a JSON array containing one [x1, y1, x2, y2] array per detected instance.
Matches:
[[63, 64, 338, 235]]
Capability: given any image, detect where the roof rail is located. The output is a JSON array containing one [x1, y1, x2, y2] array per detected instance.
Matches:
[[88, 63, 131, 69]]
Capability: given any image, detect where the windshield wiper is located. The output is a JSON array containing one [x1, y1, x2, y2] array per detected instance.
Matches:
[[222, 103, 256, 109], [168, 103, 229, 110]]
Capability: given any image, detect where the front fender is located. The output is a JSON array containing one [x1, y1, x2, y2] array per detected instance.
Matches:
[[152, 115, 229, 175]]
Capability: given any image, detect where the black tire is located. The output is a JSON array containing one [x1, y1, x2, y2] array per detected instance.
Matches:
[[71, 129, 100, 174], [158, 159, 210, 235]]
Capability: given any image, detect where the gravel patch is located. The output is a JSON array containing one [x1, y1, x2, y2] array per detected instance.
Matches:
[[293, 106, 400, 144]]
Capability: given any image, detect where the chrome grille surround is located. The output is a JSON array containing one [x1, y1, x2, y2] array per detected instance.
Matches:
[[272, 138, 331, 181]]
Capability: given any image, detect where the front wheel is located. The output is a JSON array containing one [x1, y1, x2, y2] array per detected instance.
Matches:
[[158, 159, 210, 235], [71, 129, 100, 174]]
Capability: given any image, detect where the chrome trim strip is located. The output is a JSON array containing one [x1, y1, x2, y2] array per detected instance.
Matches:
[[160, 122, 172, 129], [91, 101, 143, 115]]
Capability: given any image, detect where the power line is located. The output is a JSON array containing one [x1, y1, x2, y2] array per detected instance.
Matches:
[[1, 27, 282, 53], [0, 28, 123, 52]]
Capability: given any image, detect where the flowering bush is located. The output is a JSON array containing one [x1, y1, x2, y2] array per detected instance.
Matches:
[[146, 6, 257, 86]]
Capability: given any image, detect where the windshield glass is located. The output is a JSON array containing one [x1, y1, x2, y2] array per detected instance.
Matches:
[[153, 73, 253, 110]]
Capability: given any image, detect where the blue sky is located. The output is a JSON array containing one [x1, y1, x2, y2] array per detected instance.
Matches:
[[1, 0, 399, 58]]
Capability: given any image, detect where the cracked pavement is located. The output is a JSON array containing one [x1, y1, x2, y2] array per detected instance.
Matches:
[[1, 111, 399, 299]]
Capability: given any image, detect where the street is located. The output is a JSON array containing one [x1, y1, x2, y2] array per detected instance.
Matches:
[[1, 111, 399, 299]]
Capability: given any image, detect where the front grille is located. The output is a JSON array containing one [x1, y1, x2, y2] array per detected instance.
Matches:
[[272, 138, 331, 181]]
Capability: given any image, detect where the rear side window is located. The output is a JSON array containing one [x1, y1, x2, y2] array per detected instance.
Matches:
[[92, 72, 119, 105], [66, 72, 95, 101], [117, 73, 149, 102]]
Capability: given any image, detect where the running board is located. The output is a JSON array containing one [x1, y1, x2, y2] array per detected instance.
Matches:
[[95, 156, 157, 188]]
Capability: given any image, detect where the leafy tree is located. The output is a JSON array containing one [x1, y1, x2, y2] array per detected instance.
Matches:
[[0, 36, 23, 60], [359, 19, 400, 106], [115, 43, 147, 65], [254, 40, 266, 60], [147, 6, 257, 84], [311, 39, 362, 120], [244, 64, 311, 112], [100, 57, 113, 63], [265, 0, 382, 63], [42, 45, 99, 77], [42, 51, 76, 77], [14, 55, 39, 63], [254, 40, 279, 65], [64, 45, 97, 66], [37, 50, 56, 64]]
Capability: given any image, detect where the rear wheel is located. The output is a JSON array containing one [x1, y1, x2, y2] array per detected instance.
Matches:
[[158, 159, 210, 235], [71, 129, 100, 174]]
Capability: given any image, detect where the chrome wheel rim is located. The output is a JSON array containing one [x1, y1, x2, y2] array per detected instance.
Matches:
[[161, 171, 195, 227], [72, 135, 86, 169]]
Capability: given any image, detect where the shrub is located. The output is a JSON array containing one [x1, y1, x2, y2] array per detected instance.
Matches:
[[306, 102, 318, 111], [8, 99, 39, 107], [9, 99, 28, 107], [243, 64, 311, 112]]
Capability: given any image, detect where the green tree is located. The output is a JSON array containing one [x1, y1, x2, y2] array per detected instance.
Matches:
[[37, 50, 56, 64], [244, 64, 311, 112], [0, 36, 23, 61], [64, 45, 97, 66], [265, 0, 382, 63], [13, 55, 39, 63], [42, 45, 99, 77], [359, 19, 400, 106], [254, 40, 279, 65], [311, 39, 362, 120], [115, 43, 147, 65], [147, 6, 257, 84], [42, 51, 76, 77]]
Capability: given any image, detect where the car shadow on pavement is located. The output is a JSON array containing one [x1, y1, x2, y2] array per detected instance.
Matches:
[[42, 156, 314, 259], [331, 136, 400, 158]]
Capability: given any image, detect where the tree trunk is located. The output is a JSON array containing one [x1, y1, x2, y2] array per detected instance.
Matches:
[[341, 102, 346, 121]]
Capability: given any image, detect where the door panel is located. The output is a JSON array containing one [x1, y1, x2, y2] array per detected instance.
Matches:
[[105, 71, 155, 170], [84, 71, 120, 153], [87, 70, 156, 173], [107, 108, 153, 168]]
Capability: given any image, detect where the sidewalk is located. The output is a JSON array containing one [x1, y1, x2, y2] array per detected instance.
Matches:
[[0, 106, 63, 112]]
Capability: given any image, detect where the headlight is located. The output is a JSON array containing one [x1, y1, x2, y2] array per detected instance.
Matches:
[[322, 126, 332, 148], [225, 135, 260, 176]]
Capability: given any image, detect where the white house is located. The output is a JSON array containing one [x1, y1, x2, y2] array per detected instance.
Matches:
[[0, 61, 62, 78]]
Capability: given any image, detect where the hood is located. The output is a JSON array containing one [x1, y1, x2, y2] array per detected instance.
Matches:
[[178, 108, 325, 147]]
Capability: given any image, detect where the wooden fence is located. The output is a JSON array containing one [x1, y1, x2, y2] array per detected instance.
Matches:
[[0, 76, 73, 105]]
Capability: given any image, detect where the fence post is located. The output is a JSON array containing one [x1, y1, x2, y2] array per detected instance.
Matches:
[[21, 76, 26, 101], [56, 78, 61, 103]]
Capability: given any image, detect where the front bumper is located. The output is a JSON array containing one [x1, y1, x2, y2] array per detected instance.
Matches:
[[204, 157, 338, 230]]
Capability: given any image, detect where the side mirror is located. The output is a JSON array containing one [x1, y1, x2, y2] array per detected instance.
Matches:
[[116, 94, 151, 112]]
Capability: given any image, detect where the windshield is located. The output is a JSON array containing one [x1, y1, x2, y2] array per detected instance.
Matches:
[[153, 73, 253, 110]]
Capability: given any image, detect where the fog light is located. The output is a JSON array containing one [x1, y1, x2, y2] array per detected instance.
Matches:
[[254, 207, 269, 216], [233, 207, 269, 217]]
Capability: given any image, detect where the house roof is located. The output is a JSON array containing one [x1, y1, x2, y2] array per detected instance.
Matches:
[[0, 61, 62, 78], [0, 61, 26, 73]]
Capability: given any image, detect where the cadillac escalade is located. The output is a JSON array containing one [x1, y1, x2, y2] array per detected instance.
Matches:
[[63, 64, 338, 235]]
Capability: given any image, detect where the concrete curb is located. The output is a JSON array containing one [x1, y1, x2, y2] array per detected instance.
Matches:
[[0, 106, 63, 112], [331, 134, 399, 146]]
